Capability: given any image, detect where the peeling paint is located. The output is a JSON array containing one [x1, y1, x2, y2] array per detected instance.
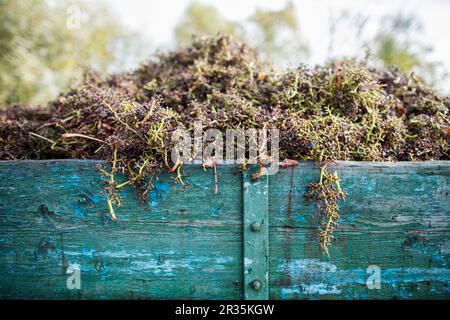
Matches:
[[244, 258, 253, 267], [281, 284, 341, 297]]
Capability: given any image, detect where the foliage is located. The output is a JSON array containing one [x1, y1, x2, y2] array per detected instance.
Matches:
[[374, 14, 423, 72], [328, 11, 447, 89], [0, 0, 147, 106], [248, 1, 309, 64], [175, 1, 243, 44], [174, 1, 309, 66]]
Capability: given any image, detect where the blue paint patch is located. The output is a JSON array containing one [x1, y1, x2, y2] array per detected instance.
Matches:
[[81, 247, 95, 257], [155, 182, 170, 192], [148, 182, 170, 207], [343, 214, 357, 222], [72, 206, 85, 218], [65, 174, 82, 189], [0, 250, 16, 256], [91, 194, 103, 204], [210, 202, 223, 216]]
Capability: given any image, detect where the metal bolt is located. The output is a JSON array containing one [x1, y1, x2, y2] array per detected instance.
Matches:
[[250, 222, 261, 232], [251, 279, 262, 291]]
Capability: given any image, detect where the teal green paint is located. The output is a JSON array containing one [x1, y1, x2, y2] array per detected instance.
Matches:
[[242, 165, 269, 300], [268, 162, 450, 300], [0, 160, 449, 299], [0, 160, 243, 299]]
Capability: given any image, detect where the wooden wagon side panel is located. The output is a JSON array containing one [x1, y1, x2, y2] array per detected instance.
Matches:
[[0, 161, 243, 299], [268, 162, 450, 299], [0, 160, 449, 299]]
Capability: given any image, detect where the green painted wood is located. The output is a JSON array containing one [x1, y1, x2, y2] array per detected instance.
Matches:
[[242, 166, 269, 300], [0, 160, 449, 299], [268, 162, 450, 299], [0, 160, 243, 299]]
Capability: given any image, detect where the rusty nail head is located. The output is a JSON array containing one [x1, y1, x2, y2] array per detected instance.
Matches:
[[251, 279, 262, 291], [250, 222, 261, 232]]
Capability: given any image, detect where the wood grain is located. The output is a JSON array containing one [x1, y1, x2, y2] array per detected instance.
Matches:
[[0, 160, 243, 299], [268, 161, 450, 299], [243, 165, 269, 300], [0, 160, 448, 299]]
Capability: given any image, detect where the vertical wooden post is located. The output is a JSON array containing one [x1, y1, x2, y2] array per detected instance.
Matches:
[[242, 166, 269, 300]]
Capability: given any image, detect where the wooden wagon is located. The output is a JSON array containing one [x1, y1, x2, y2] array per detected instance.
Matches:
[[0, 160, 448, 299]]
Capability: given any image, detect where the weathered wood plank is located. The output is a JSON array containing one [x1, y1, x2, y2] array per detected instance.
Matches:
[[0, 160, 243, 299], [0, 160, 449, 299], [242, 165, 269, 300], [268, 161, 450, 299]]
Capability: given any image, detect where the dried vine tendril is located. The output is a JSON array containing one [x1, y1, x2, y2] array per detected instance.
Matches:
[[305, 165, 346, 256]]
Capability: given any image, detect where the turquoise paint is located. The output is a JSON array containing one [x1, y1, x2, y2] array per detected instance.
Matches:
[[0, 160, 449, 299], [243, 165, 269, 300], [148, 182, 170, 207]]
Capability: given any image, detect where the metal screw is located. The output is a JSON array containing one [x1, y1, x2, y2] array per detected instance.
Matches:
[[251, 279, 262, 291], [250, 222, 261, 232]]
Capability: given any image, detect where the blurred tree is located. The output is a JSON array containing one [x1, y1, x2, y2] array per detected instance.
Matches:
[[327, 10, 369, 60], [175, 2, 243, 44], [248, 1, 309, 64], [374, 14, 423, 72], [174, 1, 309, 66], [0, 0, 148, 106], [327, 11, 447, 88], [373, 13, 446, 86]]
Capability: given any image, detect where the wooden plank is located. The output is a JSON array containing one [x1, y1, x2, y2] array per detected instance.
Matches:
[[0, 160, 449, 299], [0, 160, 243, 299], [242, 165, 269, 300], [269, 161, 450, 299]]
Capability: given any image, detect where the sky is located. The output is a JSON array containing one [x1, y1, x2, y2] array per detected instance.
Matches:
[[107, 0, 450, 88]]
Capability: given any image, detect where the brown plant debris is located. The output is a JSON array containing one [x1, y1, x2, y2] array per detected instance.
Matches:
[[2, 36, 448, 164]]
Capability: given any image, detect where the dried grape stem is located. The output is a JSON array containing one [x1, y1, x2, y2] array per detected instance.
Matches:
[[176, 162, 185, 186], [62, 133, 109, 145], [305, 165, 346, 256], [29, 132, 56, 145], [107, 198, 117, 220], [103, 145, 120, 220]]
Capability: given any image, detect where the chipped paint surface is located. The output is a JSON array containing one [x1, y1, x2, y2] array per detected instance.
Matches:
[[269, 161, 450, 299], [278, 266, 450, 298], [0, 160, 449, 299], [277, 259, 338, 274], [0, 161, 243, 299], [281, 284, 341, 297], [244, 258, 253, 267]]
